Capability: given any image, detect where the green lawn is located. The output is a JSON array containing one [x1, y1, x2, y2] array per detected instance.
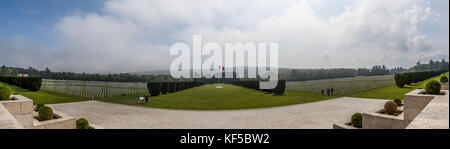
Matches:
[[0, 82, 89, 105], [100, 84, 339, 110], [350, 72, 449, 100]]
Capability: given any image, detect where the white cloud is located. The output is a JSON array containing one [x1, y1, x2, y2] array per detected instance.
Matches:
[[2, 0, 447, 73]]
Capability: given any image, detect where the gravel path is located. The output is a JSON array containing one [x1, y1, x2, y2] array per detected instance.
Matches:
[[49, 97, 386, 129]]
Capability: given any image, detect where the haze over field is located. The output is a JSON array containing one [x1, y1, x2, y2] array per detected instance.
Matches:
[[0, 0, 449, 73]]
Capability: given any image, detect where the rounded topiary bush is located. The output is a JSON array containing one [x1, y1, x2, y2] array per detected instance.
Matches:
[[425, 80, 441, 95], [36, 104, 45, 111], [440, 76, 448, 83], [76, 118, 89, 129], [38, 106, 53, 121], [384, 101, 398, 115], [0, 85, 11, 101], [351, 113, 363, 128], [393, 99, 402, 106]]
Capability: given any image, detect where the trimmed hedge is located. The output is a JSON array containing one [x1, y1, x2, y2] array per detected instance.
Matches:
[[394, 74, 406, 88], [168, 82, 176, 93], [0, 76, 42, 91], [147, 81, 204, 95], [395, 70, 446, 88], [76, 118, 89, 129], [232, 80, 286, 96], [0, 85, 10, 101], [147, 82, 161, 96], [175, 82, 181, 91], [38, 106, 53, 121], [273, 80, 286, 95], [161, 82, 169, 94]]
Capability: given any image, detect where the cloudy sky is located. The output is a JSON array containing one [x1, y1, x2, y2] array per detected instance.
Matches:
[[0, 0, 448, 73]]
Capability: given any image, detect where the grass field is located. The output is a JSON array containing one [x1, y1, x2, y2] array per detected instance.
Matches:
[[287, 75, 394, 95], [101, 84, 339, 110], [2, 72, 446, 109], [41, 80, 147, 100], [0, 82, 89, 105], [350, 72, 449, 100]]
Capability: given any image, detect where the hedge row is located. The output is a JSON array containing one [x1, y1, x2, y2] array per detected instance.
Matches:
[[231, 80, 286, 95], [395, 70, 447, 88], [147, 81, 205, 96], [0, 76, 42, 91]]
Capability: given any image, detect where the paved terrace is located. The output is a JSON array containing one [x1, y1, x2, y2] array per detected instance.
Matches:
[[407, 90, 449, 129], [0, 103, 23, 129], [49, 97, 386, 129]]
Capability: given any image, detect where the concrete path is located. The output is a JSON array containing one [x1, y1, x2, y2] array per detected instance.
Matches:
[[407, 90, 449, 129], [49, 97, 386, 129]]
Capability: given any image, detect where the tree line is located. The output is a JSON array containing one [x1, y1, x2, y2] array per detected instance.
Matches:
[[280, 58, 448, 81], [0, 65, 174, 82], [1, 58, 448, 83]]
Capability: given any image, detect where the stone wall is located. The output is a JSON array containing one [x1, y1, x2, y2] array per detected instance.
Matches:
[[0, 103, 23, 129], [362, 107, 407, 129], [33, 110, 76, 129], [1, 95, 33, 128], [403, 89, 438, 123], [441, 82, 449, 90]]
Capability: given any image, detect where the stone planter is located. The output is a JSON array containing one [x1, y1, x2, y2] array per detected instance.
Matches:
[[403, 89, 447, 123], [441, 82, 449, 90], [33, 110, 76, 129], [0, 95, 33, 128], [362, 106, 407, 129], [0, 102, 24, 129]]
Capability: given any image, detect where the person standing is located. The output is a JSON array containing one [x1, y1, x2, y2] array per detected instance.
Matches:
[[145, 96, 149, 104], [327, 88, 330, 96]]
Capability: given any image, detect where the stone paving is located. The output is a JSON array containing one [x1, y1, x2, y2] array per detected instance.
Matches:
[[49, 97, 387, 129], [407, 90, 449, 129]]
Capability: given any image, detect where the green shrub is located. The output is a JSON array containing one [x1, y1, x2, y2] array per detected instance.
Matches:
[[273, 80, 286, 95], [160, 82, 169, 94], [147, 82, 161, 96], [0, 76, 42, 91], [384, 101, 398, 115], [76, 118, 89, 129], [168, 82, 176, 93], [175, 82, 181, 91], [0, 85, 10, 101], [440, 76, 448, 83], [393, 99, 402, 106], [36, 104, 45, 111], [402, 73, 413, 85], [394, 74, 406, 88], [38, 106, 53, 121], [351, 113, 363, 128], [425, 80, 441, 95], [28, 78, 42, 91], [393, 70, 447, 87]]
